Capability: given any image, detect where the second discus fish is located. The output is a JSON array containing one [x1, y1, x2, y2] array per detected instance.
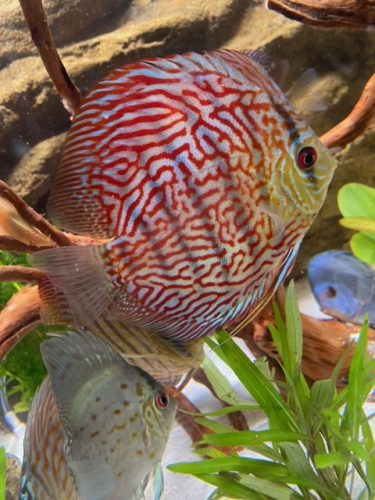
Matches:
[[20, 331, 176, 499]]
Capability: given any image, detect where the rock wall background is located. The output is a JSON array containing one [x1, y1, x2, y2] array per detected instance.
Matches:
[[0, 0, 374, 269]]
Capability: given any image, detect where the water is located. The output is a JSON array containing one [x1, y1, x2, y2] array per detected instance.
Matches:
[[0, 0, 374, 498]]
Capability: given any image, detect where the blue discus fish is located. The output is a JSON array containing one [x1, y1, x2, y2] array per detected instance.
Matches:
[[308, 250, 375, 326], [20, 331, 177, 499]]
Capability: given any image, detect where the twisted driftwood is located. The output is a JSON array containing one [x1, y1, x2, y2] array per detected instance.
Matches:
[[18, 0, 81, 115], [320, 73, 375, 150], [237, 290, 375, 389], [267, 0, 375, 30]]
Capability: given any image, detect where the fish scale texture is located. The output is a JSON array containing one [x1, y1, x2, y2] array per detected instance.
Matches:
[[36, 49, 336, 342]]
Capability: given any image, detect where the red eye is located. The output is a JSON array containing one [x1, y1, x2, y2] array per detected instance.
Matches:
[[155, 391, 169, 409], [297, 146, 318, 171]]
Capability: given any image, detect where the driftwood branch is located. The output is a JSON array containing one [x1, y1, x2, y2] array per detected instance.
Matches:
[[0, 181, 71, 247], [320, 73, 375, 150], [0, 266, 44, 282], [0, 286, 41, 359], [0, 236, 44, 254], [267, 0, 375, 30], [0, 182, 100, 251], [18, 0, 82, 116], [174, 392, 207, 443], [237, 297, 375, 387]]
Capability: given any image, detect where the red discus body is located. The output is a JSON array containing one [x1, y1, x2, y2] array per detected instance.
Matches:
[[32, 50, 336, 342]]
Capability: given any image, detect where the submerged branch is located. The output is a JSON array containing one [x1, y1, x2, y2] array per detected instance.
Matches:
[[174, 392, 207, 443], [320, 73, 375, 150], [238, 297, 375, 386], [267, 0, 375, 30], [0, 266, 44, 282], [18, 0, 81, 116], [0, 181, 71, 247], [0, 236, 43, 254], [0, 286, 41, 359]]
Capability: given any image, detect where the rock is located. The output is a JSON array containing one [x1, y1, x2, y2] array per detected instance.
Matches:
[[0, 0, 133, 69], [7, 133, 65, 206], [0, 0, 251, 181], [0, 0, 374, 265]]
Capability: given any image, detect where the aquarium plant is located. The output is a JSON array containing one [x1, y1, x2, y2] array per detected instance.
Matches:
[[338, 183, 375, 266], [0, 251, 46, 413], [169, 283, 375, 499]]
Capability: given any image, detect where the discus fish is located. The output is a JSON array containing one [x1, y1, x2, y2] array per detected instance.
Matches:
[[31, 49, 337, 342], [20, 331, 176, 499], [308, 250, 375, 326]]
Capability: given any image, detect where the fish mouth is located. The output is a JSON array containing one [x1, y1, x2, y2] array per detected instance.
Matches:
[[321, 307, 351, 323]]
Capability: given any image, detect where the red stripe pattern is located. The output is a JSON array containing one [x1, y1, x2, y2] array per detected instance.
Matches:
[[20, 379, 76, 499], [48, 50, 336, 342]]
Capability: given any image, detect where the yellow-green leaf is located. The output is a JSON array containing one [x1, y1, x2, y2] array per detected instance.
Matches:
[[340, 217, 375, 234]]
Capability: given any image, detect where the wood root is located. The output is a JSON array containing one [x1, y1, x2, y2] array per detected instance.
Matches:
[[0, 286, 41, 359], [237, 294, 375, 387], [18, 0, 82, 115], [320, 73, 375, 151], [267, 0, 375, 30]]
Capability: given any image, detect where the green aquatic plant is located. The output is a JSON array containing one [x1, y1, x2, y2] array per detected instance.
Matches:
[[169, 283, 375, 499], [0, 251, 28, 305], [0, 447, 5, 500], [0, 330, 47, 413], [0, 251, 47, 413], [338, 183, 375, 265]]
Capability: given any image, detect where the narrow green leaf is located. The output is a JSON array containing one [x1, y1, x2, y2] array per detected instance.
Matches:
[[239, 444, 285, 463], [339, 217, 375, 233], [236, 472, 296, 500], [202, 430, 308, 447], [194, 447, 227, 459], [310, 379, 336, 417], [194, 473, 261, 499], [361, 417, 375, 492], [168, 457, 287, 476], [345, 318, 369, 440], [195, 417, 233, 435], [315, 452, 349, 469], [344, 440, 369, 462], [269, 302, 285, 362], [198, 404, 261, 418], [285, 281, 303, 368], [281, 443, 319, 484], [202, 355, 241, 405], [0, 448, 5, 500], [254, 357, 274, 381], [207, 333, 297, 431], [255, 471, 334, 496]]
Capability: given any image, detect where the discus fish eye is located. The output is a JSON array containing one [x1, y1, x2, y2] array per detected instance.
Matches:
[[155, 391, 169, 409], [325, 286, 337, 298], [296, 146, 318, 171]]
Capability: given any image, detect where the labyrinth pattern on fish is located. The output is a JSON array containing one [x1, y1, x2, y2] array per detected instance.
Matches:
[[47, 50, 327, 341], [20, 379, 76, 499]]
